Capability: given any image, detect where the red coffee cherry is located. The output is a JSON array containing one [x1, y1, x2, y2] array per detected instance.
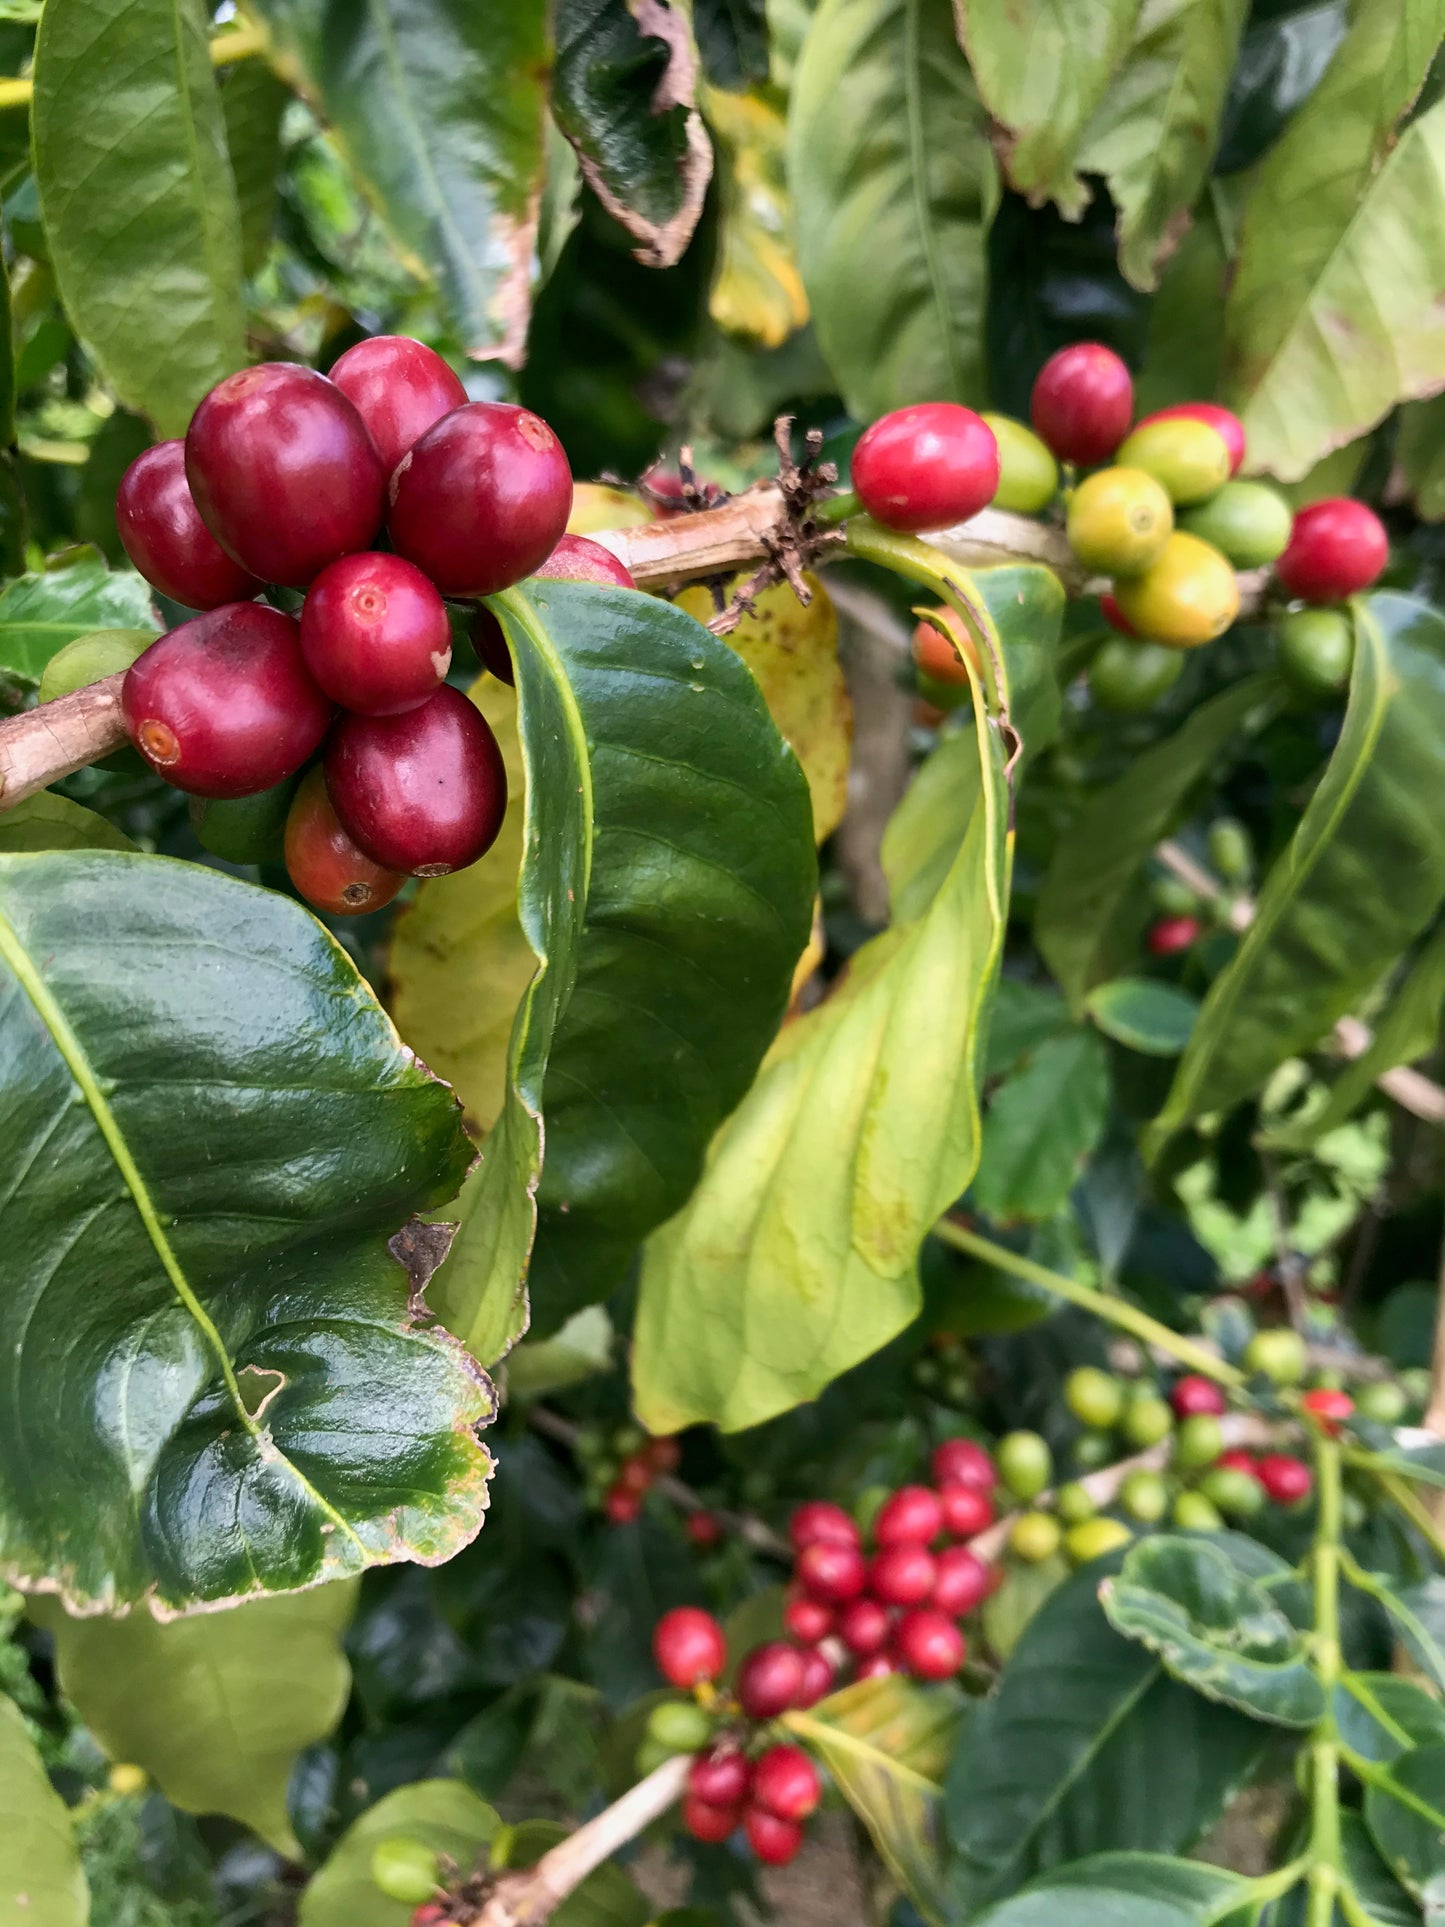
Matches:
[[938, 1483, 994, 1538], [795, 1539, 866, 1603], [1099, 591, 1137, 637], [684, 1795, 740, 1845], [874, 1485, 944, 1548], [851, 403, 1000, 533], [1276, 497, 1388, 603], [284, 767, 404, 917], [604, 1485, 641, 1525], [894, 1609, 966, 1682], [123, 604, 331, 797], [837, 1597, 890, 1657], [931, 1546, 994, 1618], [1135, 403, 1246, 476], [1148, 915, 1201, 956], [328, 335, 468, 474], [689, 1747, 752, 1808], [868, 1544, 935, 1608], [325, 686, 507, 876], [744, 1807, 805, 1867], [185, 364, 384, 587], [1217, 1449, 1260, 1478], [788, 1501, 860, 1552], [1301, 1388, 1354, 1435], [469, 610, 514, 687], [616, 1454, 654, 1494], [642, 1435, 681, 1474], [301, 552, 451, 716], [388, 401, 573, 596], [854, 1652, 896, 1681], [653, 1607, 727, 1688], [115, 441, 262, 610], [783, 1591, 834, 1644], [735, 1642, 805, 1719], [930, 1439, 996, 1491], [1030, 343, 1134, 465], [685, 1510, 723, 1549], [411, 1908, 452, 1927], [793, 1647, 836, 1708], [1171, 1375, 1227, 1419], [1256, 1455, 1313, 1505], [534, 533, 638, 589], [752, 1745, 822, 1822]]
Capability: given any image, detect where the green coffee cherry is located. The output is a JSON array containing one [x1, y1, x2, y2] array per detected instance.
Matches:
[[1072, 1430, 1114, 1471], [1173, 1415, 1224, 1473], [370, 1837, 440, 1906], [1207, 818, 1251, 885], [1088, 635, 1185, 713], [1122, 1395, 1174, 1450], [1117, 418, 1231, 506], [190, 778, 298, 865], [634, 1735, 675, 1778], [1065, 1517, 1132, 1565], [647, 1699, 713, 1753], [1065, 1367, 1125, 1432], [1181, 481, 1292, 568], [1341, 1488, 1369, 1533], [1278, 608, 1354, 697], [1056, 1481, 1097, 1527], [982, 413, 1059, 514], [614, 1424, 646, 1457], [1243, 1328, 1308, 1387], [997, 1431, 1053, 1501], [1010, 1510, 1063, 1563], [1197, 1466, 1264, 1519], [1173, 1491, 1225, 1532], [1355, 1380, 1408, 1425], [1120, 1469, 1169, 1525]]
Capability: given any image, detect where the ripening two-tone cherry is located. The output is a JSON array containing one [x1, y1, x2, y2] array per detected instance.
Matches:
[[1031, 343, 1133, 466], [284, 767, 404, 917], [1136, 402, 1246, 476], [116, 441, 262, 609], [389, 401, 574, 596], [301, 552, 452, 715], [325, 685, 507, 876], [653, 1607, 727, 1689], [329, 334, 468, 474], [1276, 498, 1388, 602], [851, 403, 1000, 532], [186, 363, 385, 587], [123, 603, 332, 797]]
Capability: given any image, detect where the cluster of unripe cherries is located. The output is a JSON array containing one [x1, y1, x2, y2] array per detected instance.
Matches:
[[572, 1422, 724, 1545], [871, 344, 1387, 717], [106, 338, 636, 913]]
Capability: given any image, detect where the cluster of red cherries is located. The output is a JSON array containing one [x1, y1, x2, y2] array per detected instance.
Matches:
[[111, 338, 635, 913]]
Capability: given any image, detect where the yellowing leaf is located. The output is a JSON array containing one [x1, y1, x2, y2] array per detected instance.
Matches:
[[678, 574, 851, 841], [0, 1694, 86, 1927], [706, 87, 809, 348]]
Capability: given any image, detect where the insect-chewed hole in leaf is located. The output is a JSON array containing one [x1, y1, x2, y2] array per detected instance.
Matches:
[[236, 1365, 286, 1421]]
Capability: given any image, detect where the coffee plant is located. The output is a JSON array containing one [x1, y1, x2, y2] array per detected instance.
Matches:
[[4, 1, 1445, 1924]]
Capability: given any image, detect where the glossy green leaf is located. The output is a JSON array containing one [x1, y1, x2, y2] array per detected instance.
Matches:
[[32, 0, 245, 435], [0, 1693, 87, 1927], [0, 559, 158, 686], [946, 1558, 1271, 1910], [1257, 1814, 1418, 1927], [786, 1675, 964, 1926], [1086, 977, 1199, 1056], [1221, 0, 1445, 479], [955, 0, 1144, 215], [300, 1779, 499, 1927], [1346, 1569, 1445, 1692], [972, 1029, 1110, 1222], [1152, 597, 1445, 1148], [1100, 1536, 1324, 1726], [788, 0, 992, 420], [1071, 0, 1249, 291], [0, 851, 489, 1613], [1035, 678, 1275, 1011], [33, 1582, 356, 1855], [1337, 1672, 1445, 1765], [0, 794, 134, 854], [505, 1306, 615, 1401], [220, 57, 290, 274], [970, 1853, 1244, 1927], [431, 582, 815, 1366], [552, 0, 713, 270], [633, 557, 1035, 1433], [1365, 1742, 1445, 1912], [250, 0, 549, 363], [981, 1553, 1071, 1660]]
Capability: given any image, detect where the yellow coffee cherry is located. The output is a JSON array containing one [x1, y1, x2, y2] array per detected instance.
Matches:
[[1066, 467, 1173, 577], [1113, 533, 1240, 648], [1117, 417, 1232, 505]]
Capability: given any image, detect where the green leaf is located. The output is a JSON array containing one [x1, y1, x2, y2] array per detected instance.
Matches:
[[970, 1852, 1244, 1927], [0, 225, 13, 450], [786, 1675, 964, 1926], [0, 558, 158, 686], [1152, 597, 1445, 1148], [1337, 1672, 1445, 1765], [788, 0, 992, 420], [220, 57, 290, 275], [249, 0, 550, 363], [1365, 1742, 1445, 1912], [1086, 978, 1200, 1056], [946, 1559, 1271, 1910], [981, 1553, 1071, 1659], [431, 582, 815, 1366], [972, 1029, 1110, 1222], [32, 1582, 357, 1856], [0, 851, 488, 1613], [505, 1306, 615, 1401], [1071, 0, 1249, 291], [1221, 0, 1445, 480], [1257, 1814, 1419, 1927], [1346, 1569, 1445, 1692], [0, 793, 135, 854], [299, 1779, 499, 1927], [0, 1692, 87, 1927], [694, 0, 769, 89], [32, 0, 246, 435], [1397, 393, 1445, 522], [985, 978, 1073, 1077], [954, 0, 1144, 216], [633, 557, 1036, 1433], [552, 0, 713, 270], [1035, 678, 1275, 1011], [1100, 1536, 1325, 1727]]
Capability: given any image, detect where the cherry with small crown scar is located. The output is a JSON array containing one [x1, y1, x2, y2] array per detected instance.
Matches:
[[185, 364, 384, 587], [325, 685, 507, 876], [301, 552, 452, 715], [328, 335, 468, 474], [123, 603, 331, 797], [115, 441, 261, 609], [284, 767, 404, 916], [851, 403, 1000, 532]]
